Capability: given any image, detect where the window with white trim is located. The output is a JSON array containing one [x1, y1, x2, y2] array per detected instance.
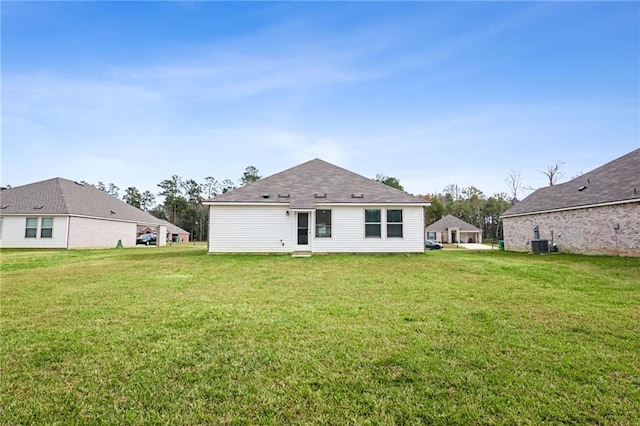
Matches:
[[315, 209, 332, 237], [387, 209, 403, 238], [25, 218, 37, 238], [41, 217, 53, 238], [365, 209, 381, 238]]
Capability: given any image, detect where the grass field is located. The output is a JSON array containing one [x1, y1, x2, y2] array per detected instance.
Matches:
[[1, 246, 639, 425]]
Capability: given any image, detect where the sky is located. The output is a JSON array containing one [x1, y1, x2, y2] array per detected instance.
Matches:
[[2, 1, 639, 201]]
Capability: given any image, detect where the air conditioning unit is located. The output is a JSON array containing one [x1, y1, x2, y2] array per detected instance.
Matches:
[[531, 239, 550, 254]]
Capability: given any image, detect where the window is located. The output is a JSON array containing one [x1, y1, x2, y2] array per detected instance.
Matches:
[[427, 231, 437, 240], [25, 218, 37, 238], [41, 218, 53, 238], [316, 209, 332, 237], [387, 209, 403, 238], [365, 209, 381, 238]]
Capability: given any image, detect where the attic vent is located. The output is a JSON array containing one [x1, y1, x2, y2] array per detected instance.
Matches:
[[578, 186, 587, 192], [110, 210, 116, 215], [262, 193, 270, 199], [634, 188, 638, 196], [33, 205, 44, 210], [351, 193, 365, 198], [0, 205, 8, 209], [277, 193, 290, 198], [74, 181, 84, 186], [314, 193, 327, 198]]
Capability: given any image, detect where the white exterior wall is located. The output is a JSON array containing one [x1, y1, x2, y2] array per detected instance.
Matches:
[[312, 206, 425, 253], [0, 215, 69, 249], [68, 216, 137, 249], [209, 205, 293, 253], [208, 204, 425, 253]]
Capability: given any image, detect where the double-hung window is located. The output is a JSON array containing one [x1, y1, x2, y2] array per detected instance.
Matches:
[[25, 218, 37, 238], [387, 209, 403, 238], [316, 209, 332, 237], [41, 218, 53, 238], [365, 209, 381, 238]]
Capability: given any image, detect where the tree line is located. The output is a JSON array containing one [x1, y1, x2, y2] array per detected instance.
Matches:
[[91, 161, 563, 243], [91, 166, 262, 241]]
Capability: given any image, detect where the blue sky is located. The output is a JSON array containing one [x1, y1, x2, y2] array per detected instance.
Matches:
[[2, 1, 638, 199]]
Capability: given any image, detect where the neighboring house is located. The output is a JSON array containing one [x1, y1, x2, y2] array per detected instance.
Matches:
[[203, 159, 429, 254], [502, 148, 640, 256], [425, 214, 483, 244], [138, 220, 190, 242], [0, 178, 167, 249]]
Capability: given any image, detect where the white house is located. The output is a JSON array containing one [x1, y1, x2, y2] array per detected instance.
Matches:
[[203, 159, 429, 254], [0, 178, 166, 249], [502, 148, 640, 256]]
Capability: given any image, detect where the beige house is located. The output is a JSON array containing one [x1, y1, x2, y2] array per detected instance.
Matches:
[[0, 178, 166, 249], [502, 148, 640, 256], [425, 214, 482, 243], [203, 159, 429, 254]]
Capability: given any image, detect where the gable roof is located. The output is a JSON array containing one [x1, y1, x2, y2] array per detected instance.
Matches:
[[0, 177, 162, 225], [502, 148, 640, 217], [204, 158, 427, 209], [425, 214, 481, 232]]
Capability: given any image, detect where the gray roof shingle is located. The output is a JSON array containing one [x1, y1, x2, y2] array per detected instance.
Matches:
[[205, 158, 427, 208], [502, 148, 640, 217], [425, 214, 481, 232], [0, 177, 163, 225]]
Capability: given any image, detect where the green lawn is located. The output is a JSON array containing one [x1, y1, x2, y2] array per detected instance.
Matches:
[[1, 247, 639, 425]]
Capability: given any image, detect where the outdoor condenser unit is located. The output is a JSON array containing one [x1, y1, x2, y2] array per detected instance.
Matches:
[[531, 239, 550, 254]]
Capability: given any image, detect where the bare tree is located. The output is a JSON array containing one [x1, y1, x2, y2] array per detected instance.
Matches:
[[505, 170, 522, 204], [538, 161, 565, 186]]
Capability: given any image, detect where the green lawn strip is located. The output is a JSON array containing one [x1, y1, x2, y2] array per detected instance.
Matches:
[[1, 248, 639, 424]]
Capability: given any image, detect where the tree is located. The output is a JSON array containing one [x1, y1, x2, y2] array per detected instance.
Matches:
[[203, 177, 220, 198], [123, 187, 142, 208], [221, 179, 236, 193], [505, 170, 522, 204], [96, 181, 107, 192], [141, 190, 155, 211], [240, 166, 261, 186], [539, 161, 565, 186], [424, 195, 444, 225], [182, 179, 203, 204], [107, 183, 120, 198], [158, 175, 183, 223], [373, 174, 404, 191]]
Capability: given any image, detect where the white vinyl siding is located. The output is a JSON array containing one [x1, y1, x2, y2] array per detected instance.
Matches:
[[209, 206, 292, 253], [0, 216, 68, 249], [312, 206, 425, 253]]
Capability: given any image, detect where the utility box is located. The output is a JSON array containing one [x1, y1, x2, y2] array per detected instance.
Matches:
[[531, 239, 550, 254]]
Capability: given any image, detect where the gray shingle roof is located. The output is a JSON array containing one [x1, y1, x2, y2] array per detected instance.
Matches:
[[502, 148, 640, 217], [204, 158, 427, 208], [425, 214, 481, 232], [0, 177, 163, 225]]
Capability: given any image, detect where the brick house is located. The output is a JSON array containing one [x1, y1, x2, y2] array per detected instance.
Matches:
[[501, 148, 640, 256]]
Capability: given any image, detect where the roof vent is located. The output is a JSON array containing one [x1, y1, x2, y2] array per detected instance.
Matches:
[[1, 205, 8, 209], [578, 186, 587, 192], [110, 210, 116, 215], [34, 205, 44, 209], [351, 193, 365, 198], [277, 193, 290, 198], [262, 193, 270, 199], [314, 193, 327, 198], [74, 181, 85, 186]]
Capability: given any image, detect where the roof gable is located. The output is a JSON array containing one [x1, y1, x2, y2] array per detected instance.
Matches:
[[0, 177, 162, 225], [503, 148, 640, 217], [205, 158, 427, 208], [425, 214, 481, 232]]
